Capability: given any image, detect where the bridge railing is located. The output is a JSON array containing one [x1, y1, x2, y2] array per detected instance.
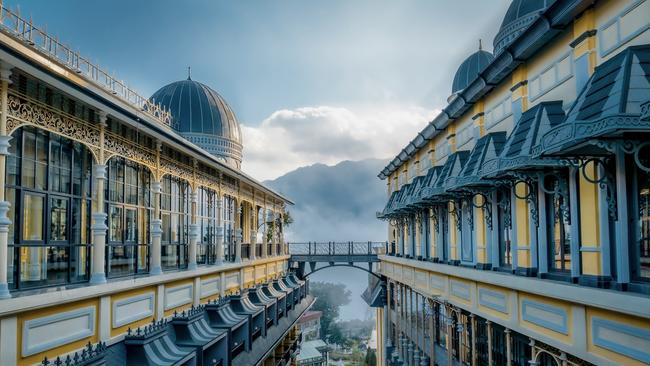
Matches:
[[287, 242, 388, 256]]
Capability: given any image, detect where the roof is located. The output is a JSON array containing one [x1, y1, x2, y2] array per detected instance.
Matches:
[[452, 50, 494, 94], [299, 310, 322, 322], [378, 0, 592, 180], [451, 132, 507, 190], [494, 0, 554, 55], [482, 101, 565, 177], [297, 341, 325, 363], [541, 45, 650, 155], [151, 78, 241, 143]]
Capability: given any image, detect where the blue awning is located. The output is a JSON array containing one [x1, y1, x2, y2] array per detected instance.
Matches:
[[450, 132, 507, 190], [541, 45, 650, 155]]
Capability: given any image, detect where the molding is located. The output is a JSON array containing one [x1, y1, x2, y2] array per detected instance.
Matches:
[[509, 79, 528, 92], [478, 288, 508, 314], [521, 299, 568, 335], [22, 306, 96, 357], [164, 284, 193, 310], [201, 277, 221, 298], [450, 280, 471, 301], [569, 29, 597, 48], [592, 317, 650, 364], [112, 292, 155, 328]]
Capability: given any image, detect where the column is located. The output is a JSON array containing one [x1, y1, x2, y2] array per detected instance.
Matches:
[[430, 299, 436, 366], [0, 62, 11, 298], [215, 194, 224, 264], [89, 111, 108, 285], [188, 190, 199, 270], [486, 321, 493, 366], [235, 199, 242, 262], [150, 180, 163, 275], [471, 314, 477, 366], [505, 328, 512, 366], [250, 206, 257, 261], [446, 305, 453, 366]]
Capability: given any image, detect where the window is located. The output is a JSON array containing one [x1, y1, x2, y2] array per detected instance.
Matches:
[[528, 53, 573, 101], [599, 0, 650, 57], [6, 127, 92, 290], [197, 186, 218, 265], [485, 97, 512, 130], [106, 157, 152, 277], [460, 200, 473, 263], [161, 175, 190, 270], [497, 188, 512, 269], [546, 193, 571, 273], [223, 195, 236, 262], [633, 152, 650, 282]]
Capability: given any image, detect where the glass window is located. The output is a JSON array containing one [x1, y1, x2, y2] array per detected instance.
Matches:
[[547, 193, 571, 273], [23, 193, 44, 242], [497, 189, 512, 268], [50, 197, 68, 241], [160, 175, 190, 270], [635, 158, 650, 282]]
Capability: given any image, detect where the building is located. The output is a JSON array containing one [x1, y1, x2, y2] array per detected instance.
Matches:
[[0, 3, 314, 366], [297, 339, 328, 366], [298, 310, 323, 341], [376, 0, 650, 365]]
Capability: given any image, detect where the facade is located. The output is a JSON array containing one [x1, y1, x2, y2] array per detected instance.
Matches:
[[0, 4, 313, 366], [298, 310, 322, 341], [376, 0, 650, 366]]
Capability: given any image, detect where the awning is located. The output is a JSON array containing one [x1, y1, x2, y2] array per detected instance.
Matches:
[[422, 151, 470, 201], [261, 283, 287, 318], [541, 45, 650, 156], [123, 320, 197, 366], [481, 101, 566, 177], [248, 285, 278, 327], [449, 132, 507, 191]]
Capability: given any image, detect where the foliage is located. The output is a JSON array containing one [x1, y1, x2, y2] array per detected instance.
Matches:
[[310, 281, 351, 343], [365, 349, 377, 366]]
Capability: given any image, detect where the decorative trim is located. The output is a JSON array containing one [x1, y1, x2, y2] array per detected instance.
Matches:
[[478, 288, 508, 314], [112, 293, 155, 328], [429, 273, 446, 291], [509, 79, 528, 92], [164, 284, 193, 310], [22, 306, 96, 357], [579, 246, 601, 252], [592, 317, 650, 364], [521, 299, 568, 334], [200, 277, 221, 298], [450, 280, 471, 301], [569, 29, 597, 48]]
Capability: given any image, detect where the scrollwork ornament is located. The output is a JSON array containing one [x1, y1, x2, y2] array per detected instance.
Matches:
[[580, 157, 617, 219]]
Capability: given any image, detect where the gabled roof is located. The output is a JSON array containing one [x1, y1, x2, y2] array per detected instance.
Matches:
[[482, 101, 565, 177], [542, 45, 650, 155], [422, 151, 470, 200], [451, 132, 507, 190]]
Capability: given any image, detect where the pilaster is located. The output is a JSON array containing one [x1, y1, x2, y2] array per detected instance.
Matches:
[[188, 190, 199, 270], [150, 180, 163, 275], [0, 61, 12, 298]]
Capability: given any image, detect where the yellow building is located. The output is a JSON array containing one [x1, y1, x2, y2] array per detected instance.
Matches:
[[0, 4, 312, 366], [376, 0, 650, 365]]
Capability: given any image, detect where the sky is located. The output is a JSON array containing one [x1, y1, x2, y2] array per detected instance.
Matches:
[[11, 0, 512, 180]]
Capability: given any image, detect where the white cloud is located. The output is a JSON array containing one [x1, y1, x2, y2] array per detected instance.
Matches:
[[241, 104, 439, 180]]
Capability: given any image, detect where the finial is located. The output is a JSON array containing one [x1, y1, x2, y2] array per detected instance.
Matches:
[[187, 66, 191, 80], [479, 39, 482, 51]]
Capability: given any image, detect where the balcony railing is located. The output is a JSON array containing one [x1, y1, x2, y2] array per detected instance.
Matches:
[[0, 3, 173, 127], [287, 242, 386, 256]]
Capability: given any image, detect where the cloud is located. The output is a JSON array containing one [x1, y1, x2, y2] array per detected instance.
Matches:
[[241, 104, 439, 180]]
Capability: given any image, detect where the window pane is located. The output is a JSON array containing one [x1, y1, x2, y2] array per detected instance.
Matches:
[[125, 208, 137, 243], [638, 166, 650, 280], [23, 194, 44, 241], [50, 197, 68, 241], [108, 245, 135, 276], [70, 245, 90, 282], [109, 205, 123, 242], [162, 244, 178, 269], [19, 246, 68, 288]]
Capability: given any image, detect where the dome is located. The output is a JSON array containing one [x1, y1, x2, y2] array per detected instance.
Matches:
[[493, 0, 553, 55], [151, 76, 243, 169], [451, 49, 494, 95]]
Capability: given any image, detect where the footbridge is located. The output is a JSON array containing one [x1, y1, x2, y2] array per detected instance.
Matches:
[[288, 242, 388, 307]]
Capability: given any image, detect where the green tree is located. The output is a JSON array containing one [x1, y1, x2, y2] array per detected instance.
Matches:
[[365, 349, 377, 366], [310, 282, 351, 341]]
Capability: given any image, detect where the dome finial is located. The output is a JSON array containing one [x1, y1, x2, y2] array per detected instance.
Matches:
[[187, 66, 191, 80], [479, 39, 482, 51]]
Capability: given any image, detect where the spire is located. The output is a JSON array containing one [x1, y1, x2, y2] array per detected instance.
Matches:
[[479, 39, 482, 51], [187, 66, 191, 80]]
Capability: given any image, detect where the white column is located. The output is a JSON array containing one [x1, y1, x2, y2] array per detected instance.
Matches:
[[215, 197, 224, 264], [262, 208, 268, 258], [188, 190, 199, 270], [150, 180, 163, 275], [90, 164, 108, 284], [505, 328, 512, 366], [0, 62, 12, 298]]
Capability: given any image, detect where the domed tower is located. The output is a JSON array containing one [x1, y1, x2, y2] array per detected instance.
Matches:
[[493, 0, 554, 55], [449, 42, 494, 101], [151, 72, 243, 169]]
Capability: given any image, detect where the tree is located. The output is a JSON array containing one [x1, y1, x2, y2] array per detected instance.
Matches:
[[365, 349, 377, 366], [310, 282, 351, 340]]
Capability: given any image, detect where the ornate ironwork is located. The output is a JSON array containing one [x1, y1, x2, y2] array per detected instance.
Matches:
[[510, 173, 539, 227], [538, 171, 571, 224], [579, 157, 617, 219], [496, 191, 512, 229]]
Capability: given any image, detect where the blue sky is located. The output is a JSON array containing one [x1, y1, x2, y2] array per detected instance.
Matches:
[[12, 0, 511, 179]]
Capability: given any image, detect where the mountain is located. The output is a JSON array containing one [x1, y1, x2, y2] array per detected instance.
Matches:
[[264, 158, 389, 242], [265, 158, 389, 321]]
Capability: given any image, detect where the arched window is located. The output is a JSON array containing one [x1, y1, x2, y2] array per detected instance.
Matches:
[[197, 186, 217, 265], [105, 157, 152, 277], [6, 127, 93, 290], [160, 175, 190, 270]]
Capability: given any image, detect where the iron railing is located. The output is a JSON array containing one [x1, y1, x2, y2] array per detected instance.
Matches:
[[0, 3, 173, 127], [287, 241, 387, 256]]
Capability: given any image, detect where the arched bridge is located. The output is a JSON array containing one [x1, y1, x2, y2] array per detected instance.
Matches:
[[288, 242, 386, 279]]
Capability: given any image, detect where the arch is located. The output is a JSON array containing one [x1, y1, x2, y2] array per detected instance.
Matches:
[[535, 350, 560, 366], [10, 125, 100, 164], [300, 263, 382, 280]]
